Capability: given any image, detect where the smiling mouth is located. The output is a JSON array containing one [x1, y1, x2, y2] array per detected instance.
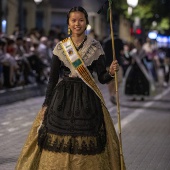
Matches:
[[74, 28, 81, 30]]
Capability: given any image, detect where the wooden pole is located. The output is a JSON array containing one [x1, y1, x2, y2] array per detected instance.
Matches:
[[108, 1, 124, 169]]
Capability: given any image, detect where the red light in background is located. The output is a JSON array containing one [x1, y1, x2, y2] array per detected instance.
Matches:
[[136, 28, 142, 34]]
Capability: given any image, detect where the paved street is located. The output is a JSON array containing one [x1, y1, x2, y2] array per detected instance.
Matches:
[[0, 81, 170, 170]]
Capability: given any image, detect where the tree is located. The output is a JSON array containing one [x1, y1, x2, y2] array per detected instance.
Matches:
[[127, 0, 170, 34], [99, 0, 170, 36]]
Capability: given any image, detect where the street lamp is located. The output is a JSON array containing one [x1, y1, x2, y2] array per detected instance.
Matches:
[[127, 0, 138, 8], [127, 0, 139, 40], [34, 0, 43, 4], [127, 0, 138, 15]]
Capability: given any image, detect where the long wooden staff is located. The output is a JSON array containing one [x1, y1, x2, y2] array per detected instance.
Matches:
[[98, 1, 124, 169], [108, 1, 124, 169]]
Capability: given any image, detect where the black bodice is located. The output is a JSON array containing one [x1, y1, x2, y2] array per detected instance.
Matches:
[[43, 54, 113, 106]]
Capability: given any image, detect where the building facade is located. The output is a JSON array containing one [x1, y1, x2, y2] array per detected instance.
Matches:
[[1, 0, 131, 42]]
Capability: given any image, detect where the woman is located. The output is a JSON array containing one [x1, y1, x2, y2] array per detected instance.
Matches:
[[124, 38, 154, 101], [15, 6, 125, 170]]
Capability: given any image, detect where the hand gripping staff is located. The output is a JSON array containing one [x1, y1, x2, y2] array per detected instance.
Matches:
[[98, 1, 124, 169]]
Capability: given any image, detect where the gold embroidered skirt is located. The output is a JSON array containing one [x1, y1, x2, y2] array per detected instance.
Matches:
[[15, 105, 126, 170]]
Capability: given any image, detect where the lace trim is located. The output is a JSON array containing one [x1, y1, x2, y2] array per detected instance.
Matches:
[[52, 36, 105, 77], [38, 124, 106, 155]]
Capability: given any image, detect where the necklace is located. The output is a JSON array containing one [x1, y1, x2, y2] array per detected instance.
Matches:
[[71, 36, 87, 50]]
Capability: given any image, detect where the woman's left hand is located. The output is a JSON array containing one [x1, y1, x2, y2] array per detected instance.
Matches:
[[109, 60, 119, 76]]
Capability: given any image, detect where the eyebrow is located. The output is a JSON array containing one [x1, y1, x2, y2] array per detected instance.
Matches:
[[70, 18, 85, 20]]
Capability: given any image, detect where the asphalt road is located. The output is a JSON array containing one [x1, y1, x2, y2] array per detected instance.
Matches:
[[0, 82, 170, 170]]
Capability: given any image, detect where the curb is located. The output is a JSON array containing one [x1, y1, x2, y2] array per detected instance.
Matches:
[[0, 84, 46, 106]]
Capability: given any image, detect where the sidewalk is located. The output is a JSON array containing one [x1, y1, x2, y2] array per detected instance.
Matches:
[[0, 83, 46, 106]]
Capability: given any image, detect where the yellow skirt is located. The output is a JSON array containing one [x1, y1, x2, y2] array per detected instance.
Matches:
[[15, 105, 126, 170]]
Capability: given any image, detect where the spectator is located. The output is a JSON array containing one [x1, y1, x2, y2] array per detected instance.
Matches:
[[103, 34, 124, 104], [162, 55, 170, 87], [122, 42, 133, 76], [0, 38, 19, 88]]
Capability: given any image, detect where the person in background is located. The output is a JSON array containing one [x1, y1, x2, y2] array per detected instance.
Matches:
[[124, 38, 154, 101], [0, 38, 19, 88], [122, 42, 133, 76], [143, 37, 158, 82], [162, 56, 170, 87], [103, 34, 124, 104]]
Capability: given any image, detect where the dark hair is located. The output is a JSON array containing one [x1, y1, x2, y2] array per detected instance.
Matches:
[[0, 38, 7, 46], [67, 6, 89, 25]]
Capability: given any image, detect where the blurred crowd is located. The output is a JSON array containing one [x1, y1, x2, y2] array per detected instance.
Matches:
[[127, 38, 170, 87], [103, 35, 170, 87], [0, 26, 66, 89], [102, 35, 170, 103], [0, 26, 170, 92]]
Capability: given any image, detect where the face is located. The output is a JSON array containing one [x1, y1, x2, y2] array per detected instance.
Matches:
[[68, 11, 87, 36], [134, 39, 140, 49]]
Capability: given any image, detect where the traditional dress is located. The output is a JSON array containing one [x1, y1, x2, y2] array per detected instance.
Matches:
[[15, 35, 126, 170], [124, 48, 155, 97]]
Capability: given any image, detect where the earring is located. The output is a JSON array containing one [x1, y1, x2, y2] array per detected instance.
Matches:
[[68, 28, 70, 35]]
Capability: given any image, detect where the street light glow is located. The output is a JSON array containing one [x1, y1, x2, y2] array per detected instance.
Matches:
[[86, 25, 91, 31], [128, 6, 133, 15], [34, 0, 42, 4], [127, 0, 138, 8], [148, 31, 158, 39], [2, 20, 7, 33]]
